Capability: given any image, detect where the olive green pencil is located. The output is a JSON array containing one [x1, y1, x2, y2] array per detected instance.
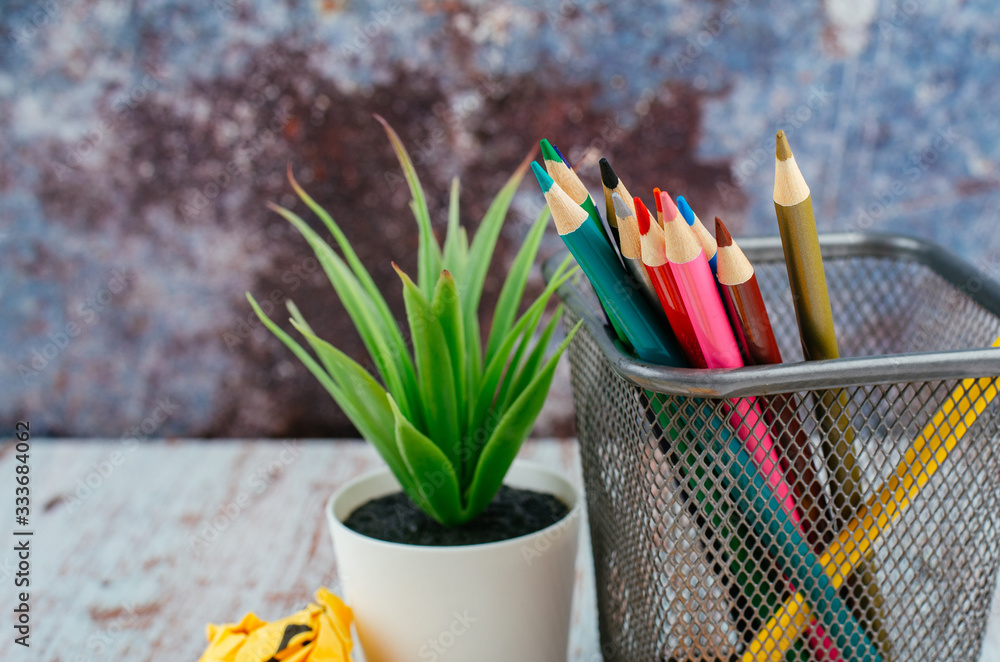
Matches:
[[774, 130, 891, 660]]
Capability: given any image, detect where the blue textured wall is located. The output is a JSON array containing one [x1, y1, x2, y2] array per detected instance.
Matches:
[[3, 0, 999, 437]]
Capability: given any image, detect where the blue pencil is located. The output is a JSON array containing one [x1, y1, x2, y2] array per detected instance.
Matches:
[[677, 195, 718, 274]]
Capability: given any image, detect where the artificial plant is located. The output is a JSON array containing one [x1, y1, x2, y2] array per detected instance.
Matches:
[[249, 116, 578, 526]]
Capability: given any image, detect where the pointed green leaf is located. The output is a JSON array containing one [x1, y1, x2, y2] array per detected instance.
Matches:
[[500, 306, 564, 411], [463, 323, 581, 519], [485, 205, 550, 362], [375, 114, 441, 299], [284, 166, 406, 369], [468, 257, 575, 462], [397, 266, 462, 472], [283, 307, 430, 510], [432, 271, 468, 486], [441, 177, 464, 278], [249, 294, 434, 513], [388, 395, 464, 525], [459, 156, 531, 389], [269, 202, 422, 427], [462, 157, 530, 323]]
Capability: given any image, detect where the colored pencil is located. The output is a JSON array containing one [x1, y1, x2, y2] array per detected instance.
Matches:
[[532, 162, 682, 366], [540, 139, 613, 251], [745, 343, 1000, 661], [611, 192, 667, 317], [636, 196, 705, 368], [652, 187, 665, 225], [658, 194, 741, 368], [660, 197, 843, 661], [715, 217, 832, 548], [676, 195, 718, 274], [774, 131, 889, 656], [599, 158, 629, 248]]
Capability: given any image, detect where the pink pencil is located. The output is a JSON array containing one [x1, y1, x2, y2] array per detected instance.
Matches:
[[658, 191, 841, 660]]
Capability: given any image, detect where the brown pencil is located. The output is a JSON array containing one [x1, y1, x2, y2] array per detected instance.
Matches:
[[774, 131, 890, 658], [714, 217, 831, 550]]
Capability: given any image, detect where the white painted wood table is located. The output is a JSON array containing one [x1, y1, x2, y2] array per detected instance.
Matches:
[[1, 439, 999, 661]]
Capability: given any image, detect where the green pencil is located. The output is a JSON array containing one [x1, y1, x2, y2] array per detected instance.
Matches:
[[540, 139, 616, 253], [774, 130, 891, 659]]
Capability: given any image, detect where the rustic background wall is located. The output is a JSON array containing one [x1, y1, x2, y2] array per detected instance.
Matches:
[[4, 0, 999, 438]]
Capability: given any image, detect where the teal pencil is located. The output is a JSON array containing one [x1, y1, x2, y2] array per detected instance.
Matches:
[[532, 162, 681, 366]]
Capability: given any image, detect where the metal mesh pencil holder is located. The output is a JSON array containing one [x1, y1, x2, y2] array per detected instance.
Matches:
[[546, 233, 1000, 662]]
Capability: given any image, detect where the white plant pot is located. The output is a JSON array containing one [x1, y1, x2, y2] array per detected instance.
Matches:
[[326, 459, 582, 662]]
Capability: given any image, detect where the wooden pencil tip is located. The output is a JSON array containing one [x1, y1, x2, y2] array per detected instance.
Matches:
[[776, 130, 793, 161], [599, 158, 619, 189], [652, 187, 663, 212], [539, 139, 561, 164], [715, 217, 733, 247], [659, 190, 679, 221], [634, 197, 652, 235], [530, 161, 554, 193]]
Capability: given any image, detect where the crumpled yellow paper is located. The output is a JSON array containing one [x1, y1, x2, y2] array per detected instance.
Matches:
[[197, 587, 353, 662]]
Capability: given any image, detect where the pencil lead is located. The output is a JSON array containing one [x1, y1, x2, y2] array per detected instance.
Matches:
[[776, 130, 793, 161], [634, 197, 652, 235], [530, 161, 554, 193], [539, 139, 561, 165], [659, 190, 679, 221], [599, 158, 619, 190], [676, 196, 696, 226], [612, 192, 631, 221], [715, 217, 733, 247], [653, 187, 663, 214]]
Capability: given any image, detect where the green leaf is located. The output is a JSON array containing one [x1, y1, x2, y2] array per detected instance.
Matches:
[[375, 114, 441, 299], [463, 322, 581, 519], [460, 155, 532, 388], [432, 270, 468, 486], [283, 166, 414, 391], [441, 177, 465, 279], [282, 305, 430, 512], [397, 265, 462, 474], [388, 395, 464, 525], [500, 306, 565, 411], [268, 202, 422, 428], [485, 205, 551, 363], [468, 257, 575, 464]]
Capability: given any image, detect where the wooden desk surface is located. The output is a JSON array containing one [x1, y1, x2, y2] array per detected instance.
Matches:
[[2, 439, 998, 661]]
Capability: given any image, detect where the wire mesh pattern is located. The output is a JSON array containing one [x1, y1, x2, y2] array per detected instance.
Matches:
[[561, 246, 1000, 662]]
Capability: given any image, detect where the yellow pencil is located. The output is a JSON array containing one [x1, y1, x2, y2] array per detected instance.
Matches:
[[744, 336, 1000, 661]]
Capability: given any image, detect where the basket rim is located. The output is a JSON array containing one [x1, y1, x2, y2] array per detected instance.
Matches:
[[544, 232, 1000, 397]]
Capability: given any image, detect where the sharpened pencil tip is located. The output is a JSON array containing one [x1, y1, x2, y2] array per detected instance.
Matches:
[[634, 197, 652, 235], [539, 139, 561, 164], [659, 190, 679, 221], [599, 158, 619, 189], [715, 217, 733, 247], [531, 161, 554, 192], [652, 187, 663, 213], [676, 196, 695, 226], [776, 130, 793, 161]]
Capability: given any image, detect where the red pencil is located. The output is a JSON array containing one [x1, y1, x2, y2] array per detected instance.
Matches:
[[652, 187, 664, 226], [635, 196, 705, 368]]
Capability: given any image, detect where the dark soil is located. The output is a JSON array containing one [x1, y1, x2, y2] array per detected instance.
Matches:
[[343, 485, 569, 546]]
